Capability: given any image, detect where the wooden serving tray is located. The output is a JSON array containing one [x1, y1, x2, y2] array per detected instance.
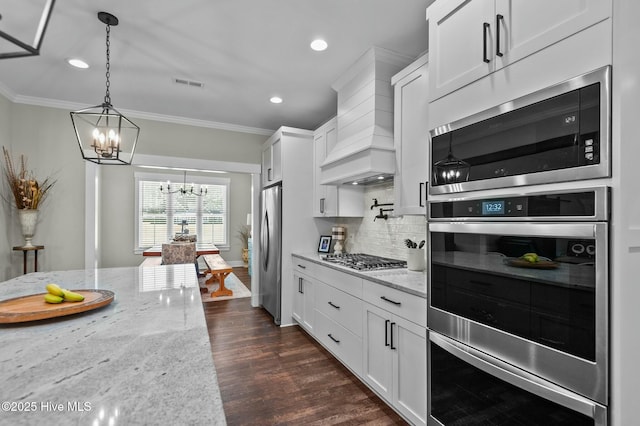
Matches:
[[505, 258, 559, 269], [0, 290, 115, 324]]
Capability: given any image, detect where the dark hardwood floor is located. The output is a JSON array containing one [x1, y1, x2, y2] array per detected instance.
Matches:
[[203, 268, 407, 425]]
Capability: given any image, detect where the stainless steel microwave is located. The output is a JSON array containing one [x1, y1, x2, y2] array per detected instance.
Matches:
[[429, 66, 611, 195]]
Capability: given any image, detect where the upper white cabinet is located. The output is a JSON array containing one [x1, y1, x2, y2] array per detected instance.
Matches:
[[427, 0, 611, 102], [261, 136, 282, 187], [313, 118, 363, 217], [392, 54, 429, 216]]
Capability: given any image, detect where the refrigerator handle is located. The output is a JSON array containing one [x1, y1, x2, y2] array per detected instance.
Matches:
[[261, 210, 270, 269]]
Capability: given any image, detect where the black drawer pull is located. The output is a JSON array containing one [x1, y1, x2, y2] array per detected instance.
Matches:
[[390, 322, 397, 350], [328, 333, 340, 344], [297, 264, 306, 269], [385, 319, 390, 347], [328, 301, 340, 310], [381, 296, 401, 306], [483, 22, 491, 63], [496, 14, 504, 57]]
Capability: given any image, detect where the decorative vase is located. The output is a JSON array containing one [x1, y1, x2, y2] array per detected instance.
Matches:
[[18, 209, 38, 248], [242, 248, 249, 267]]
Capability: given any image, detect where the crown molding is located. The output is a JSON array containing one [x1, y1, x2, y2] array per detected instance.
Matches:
[[2, 92, 275, 136]]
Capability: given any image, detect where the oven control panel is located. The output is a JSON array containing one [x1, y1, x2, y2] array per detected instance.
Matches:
[[430, 188, 604, 219]]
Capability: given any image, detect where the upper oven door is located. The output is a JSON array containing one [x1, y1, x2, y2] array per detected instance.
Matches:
[[428, 221, 608, 404], [429, 66, 610, 195]]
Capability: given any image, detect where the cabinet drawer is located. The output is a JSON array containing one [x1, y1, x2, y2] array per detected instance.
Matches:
[[315, 310, 362, 377], [316, 281, 363, 337], [316, 264, 362, 298], [363, 280, 426, 327], [293, 257, 316, 276]]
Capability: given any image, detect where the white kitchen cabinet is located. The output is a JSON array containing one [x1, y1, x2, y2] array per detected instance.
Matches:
[[261, 135, 282, 187], [313, 117, 363, 217], [392, 54, 430, 216], [293, 272, 314, 332], [363, 303, 427, 426], [362, 279, 427, 425], [427, 0, 611, 102]]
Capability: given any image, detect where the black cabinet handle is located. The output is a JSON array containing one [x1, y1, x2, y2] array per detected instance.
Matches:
[[328, 301, 340, 310], [419, 182, 425, 207], [328, 333, 340, 344], [320, 198, 325, 214], [381, 296, 401, 306], [385, 319, 390, 347], [268, 168, 272, 181], [390, 322, 397, 350], [496, 14, 504, 57], [483, 22, 491, 63], [298, 277, 303, 294], [297, 264, 306, 269]]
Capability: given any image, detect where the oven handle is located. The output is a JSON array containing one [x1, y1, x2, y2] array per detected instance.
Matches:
[[428, 222, 597, 238], [430, 332, 606, 420]]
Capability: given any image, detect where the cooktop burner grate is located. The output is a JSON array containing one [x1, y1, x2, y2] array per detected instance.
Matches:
[[321, 253, 407, 271]]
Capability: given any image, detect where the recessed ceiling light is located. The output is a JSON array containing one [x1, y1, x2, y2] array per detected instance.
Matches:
[[352, 181, 358, 185], [310, 39, 328, 51], [377, 176, 384, 180], [270, 96, 283, 104], [67, 58, 89, 69]]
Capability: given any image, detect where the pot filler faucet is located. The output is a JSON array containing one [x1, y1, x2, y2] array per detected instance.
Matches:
[[371, 198, 393, 221]]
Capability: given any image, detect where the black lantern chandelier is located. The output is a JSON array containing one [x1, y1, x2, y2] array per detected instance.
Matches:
[[70, 12, 139, 165], [160, 171, 207, 197], [0, 0, 56, 59], [433, 133, 470, 185]]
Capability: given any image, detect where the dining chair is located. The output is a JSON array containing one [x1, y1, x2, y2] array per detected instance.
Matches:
[[161, 242, 196, 265]]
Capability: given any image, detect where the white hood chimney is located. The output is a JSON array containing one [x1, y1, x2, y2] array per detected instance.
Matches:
[[320, 47, 412, 185]]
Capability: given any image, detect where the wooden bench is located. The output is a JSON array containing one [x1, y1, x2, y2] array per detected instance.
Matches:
[[202, 254, 234, 297]]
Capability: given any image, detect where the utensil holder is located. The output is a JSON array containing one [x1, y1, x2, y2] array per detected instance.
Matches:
[[407, 248, 425, 271]]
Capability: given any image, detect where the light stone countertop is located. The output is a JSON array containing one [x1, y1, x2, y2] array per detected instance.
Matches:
[[0, 265, 226, 426], [292, 253, 427, 298]]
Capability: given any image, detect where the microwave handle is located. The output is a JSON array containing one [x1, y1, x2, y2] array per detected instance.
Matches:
[[430, 332, 605, 420], [428, 222, 597, 239]]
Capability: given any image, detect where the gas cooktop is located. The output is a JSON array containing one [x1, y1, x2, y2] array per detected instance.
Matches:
[[321, 253, 407, 271]]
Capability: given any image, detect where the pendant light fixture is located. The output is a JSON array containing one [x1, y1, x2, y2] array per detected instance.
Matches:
[[159, 171, 207, 196], [0, 0, 56, 59], [433, 133, 470, 185], [70, 12, 139, 165]]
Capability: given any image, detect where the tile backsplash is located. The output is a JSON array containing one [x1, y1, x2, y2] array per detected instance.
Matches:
[[321, 181, 426, 262]]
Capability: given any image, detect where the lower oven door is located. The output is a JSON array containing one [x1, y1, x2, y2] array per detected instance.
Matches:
[[428, 332, 607, 426], [428, 221, 608, 404]]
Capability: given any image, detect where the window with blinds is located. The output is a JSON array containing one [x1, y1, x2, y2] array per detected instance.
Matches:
[[135, 172, 230, 250]]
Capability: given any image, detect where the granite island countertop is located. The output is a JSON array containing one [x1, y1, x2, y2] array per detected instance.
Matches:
[[292, 253, 426, 298], [0, 264, 225, 426]]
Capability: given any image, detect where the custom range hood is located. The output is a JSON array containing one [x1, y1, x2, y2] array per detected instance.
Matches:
[[320, 47, 412, 185]]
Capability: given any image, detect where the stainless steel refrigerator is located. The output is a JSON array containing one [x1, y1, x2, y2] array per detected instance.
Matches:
[[259, 184, 282, 325]]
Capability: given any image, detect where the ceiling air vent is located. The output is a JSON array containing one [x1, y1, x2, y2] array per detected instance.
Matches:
[[173, 77, 204, 88]]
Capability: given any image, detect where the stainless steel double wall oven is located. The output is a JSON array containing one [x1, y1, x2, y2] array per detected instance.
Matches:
[[427, 67, 611, 426]]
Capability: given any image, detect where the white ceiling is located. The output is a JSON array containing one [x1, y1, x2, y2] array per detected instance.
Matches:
[[0, 0, 431, 135]]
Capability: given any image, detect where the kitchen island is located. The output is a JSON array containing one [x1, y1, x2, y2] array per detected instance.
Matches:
[[0, 264, 225, 425]]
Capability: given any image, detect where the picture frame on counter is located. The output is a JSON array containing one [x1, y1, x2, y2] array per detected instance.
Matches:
[[317, 235, 332, 253]]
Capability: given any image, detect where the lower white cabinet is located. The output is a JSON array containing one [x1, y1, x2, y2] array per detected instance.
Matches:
[[293, 272, 314, 332], [315, 310, 363, 377], [363, 303, 427, 426], [291, 255, 427, 425]]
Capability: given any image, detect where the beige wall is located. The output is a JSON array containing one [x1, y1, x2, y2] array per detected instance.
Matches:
[[0, 96, 266, 279], [0, 93, 12, 280]]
